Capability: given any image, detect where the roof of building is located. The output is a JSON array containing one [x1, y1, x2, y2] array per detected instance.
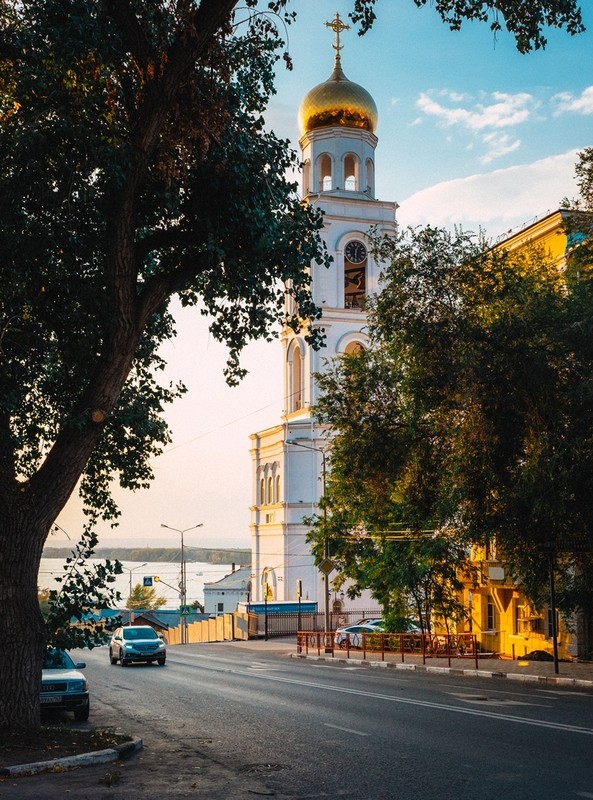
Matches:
[[203, 565, 251, 591]]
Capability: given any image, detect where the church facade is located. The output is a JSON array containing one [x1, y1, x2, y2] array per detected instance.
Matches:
[[249, 16, 397, 612]]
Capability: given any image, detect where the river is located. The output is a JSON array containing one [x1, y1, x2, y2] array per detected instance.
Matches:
[[38, 558, 235, 608]]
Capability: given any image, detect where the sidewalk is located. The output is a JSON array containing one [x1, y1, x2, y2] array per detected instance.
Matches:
[[228, 636, 593, 690]]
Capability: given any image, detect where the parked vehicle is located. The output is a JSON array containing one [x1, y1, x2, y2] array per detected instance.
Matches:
[[356, 618, 422, 633], [41, 649, 90, 721], [109, 625, 167, 666], [334, 623, 385, 649]]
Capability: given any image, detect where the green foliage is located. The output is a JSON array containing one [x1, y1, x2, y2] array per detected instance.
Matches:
[[313, 187, 593, 617], [0, 0, 329, 531], [564, 148, 593, 283], [348, 0, 584, 51], [126, 583, 167, 610], [42, 530, 122, 652]]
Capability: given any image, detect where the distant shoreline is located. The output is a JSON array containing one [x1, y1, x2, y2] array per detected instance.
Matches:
[[42, 546, 251, 565]]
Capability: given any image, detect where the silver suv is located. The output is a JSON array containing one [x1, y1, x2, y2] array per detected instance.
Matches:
[[109, 625, 166, 667]]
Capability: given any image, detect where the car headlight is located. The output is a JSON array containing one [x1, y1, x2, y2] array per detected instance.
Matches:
[[69, 680, 88, 692], [124, 643, 134, 650], [157, 642, 165, 650]]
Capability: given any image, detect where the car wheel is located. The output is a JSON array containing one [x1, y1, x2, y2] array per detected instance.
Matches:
[[109, 649, 118, 665], [74, 703, 89, 722], [338, 639, 348, 649], [157, 658, 166, 666], [121, 658, 128, 667]]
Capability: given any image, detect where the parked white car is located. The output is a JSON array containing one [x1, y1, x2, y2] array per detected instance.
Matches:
[[41, 649, 89, 721], [334, 623, 385, 649]]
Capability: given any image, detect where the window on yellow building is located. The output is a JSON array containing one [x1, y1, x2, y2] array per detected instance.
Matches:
[[486, 596, 495, 630]]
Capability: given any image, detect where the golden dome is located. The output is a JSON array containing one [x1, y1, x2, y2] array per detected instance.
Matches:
[[298, 62, 378, 135]]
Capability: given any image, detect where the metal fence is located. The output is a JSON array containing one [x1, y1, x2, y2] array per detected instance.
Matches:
[[296, 630, 479, 668]]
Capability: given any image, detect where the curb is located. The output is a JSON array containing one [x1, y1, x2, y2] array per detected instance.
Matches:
[[0, 735, 143, 778], [292, 652, 593, 691]]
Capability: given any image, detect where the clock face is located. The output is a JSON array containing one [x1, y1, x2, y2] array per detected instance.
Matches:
[[345, 240, 367, 264]]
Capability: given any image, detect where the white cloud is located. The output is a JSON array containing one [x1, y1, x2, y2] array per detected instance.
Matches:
[[479, 132, 521, 164], [416, 90, 537, 132], [397, 149, 580, 240], [552, 86, 593, 116]]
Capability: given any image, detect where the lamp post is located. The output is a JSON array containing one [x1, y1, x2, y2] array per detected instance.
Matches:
[[125, 562, 148, 598], [285, 438, 331, 639], [123, 563, 147, 625], [160, 523, 203, 644]]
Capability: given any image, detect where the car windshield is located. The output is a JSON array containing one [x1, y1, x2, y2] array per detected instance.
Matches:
[[43, 649, 76, 669], [122, 627, 158, 641]]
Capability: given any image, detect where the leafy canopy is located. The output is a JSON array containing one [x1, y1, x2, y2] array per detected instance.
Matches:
[[0, 1, 329, 527], [313, 156, 593, 616]]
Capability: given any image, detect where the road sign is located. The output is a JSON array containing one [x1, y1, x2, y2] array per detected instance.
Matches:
[[318, 558, 335, 576], [143, 576, 153, 587], [179, 605, 191, 616]]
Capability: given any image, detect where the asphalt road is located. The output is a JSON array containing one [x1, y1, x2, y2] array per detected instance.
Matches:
[[4, 642, 593, 799]]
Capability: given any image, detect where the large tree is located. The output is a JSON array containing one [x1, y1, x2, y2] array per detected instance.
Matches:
[[0, 0, 585, 732], [0, 0, 330, 730], [312, 162, 593, 642]]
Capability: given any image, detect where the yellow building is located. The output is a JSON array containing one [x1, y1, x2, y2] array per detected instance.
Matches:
[[458, 208, 590, 662], [460, 544, 575, 661]]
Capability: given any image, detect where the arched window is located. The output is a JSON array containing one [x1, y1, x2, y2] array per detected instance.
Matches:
[[319, 154, 332, 191], [267, 476, 273, 505], [365, 158, 374, 193], [260, 478, 265, 505], [344, 154, 358, 191], [275, 475, 281, 504], [344, 341, 365, 355], [289, 343, 303, 412]]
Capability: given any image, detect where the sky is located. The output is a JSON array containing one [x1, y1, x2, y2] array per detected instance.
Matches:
[[55, 1, 593, 554]]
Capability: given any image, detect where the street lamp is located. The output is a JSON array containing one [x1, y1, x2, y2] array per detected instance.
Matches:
[[160, 523, 203, 644], [124, 563, 147, 625], [285, 438, 331, 640]]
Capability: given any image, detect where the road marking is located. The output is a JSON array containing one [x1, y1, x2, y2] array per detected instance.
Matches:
[[324, 723, 369, 736], [231, 670, 593, 736], [448, 692, 548, 707]]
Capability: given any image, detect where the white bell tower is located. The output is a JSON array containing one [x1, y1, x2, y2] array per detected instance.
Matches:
[[250, 14, 398, 615]]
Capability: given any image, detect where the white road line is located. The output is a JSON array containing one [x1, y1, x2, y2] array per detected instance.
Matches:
[[230, 669, 593, 736], [324, 723, 369, 736]]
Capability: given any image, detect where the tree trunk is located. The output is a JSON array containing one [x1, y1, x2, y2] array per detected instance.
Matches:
[[0, 509, 48, 730]]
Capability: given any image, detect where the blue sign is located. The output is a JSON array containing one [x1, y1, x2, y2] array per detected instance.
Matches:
[[143, 576, 153, 586]]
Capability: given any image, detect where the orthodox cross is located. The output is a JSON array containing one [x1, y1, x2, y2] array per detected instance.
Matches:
[[325, 12, 350, 65]]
